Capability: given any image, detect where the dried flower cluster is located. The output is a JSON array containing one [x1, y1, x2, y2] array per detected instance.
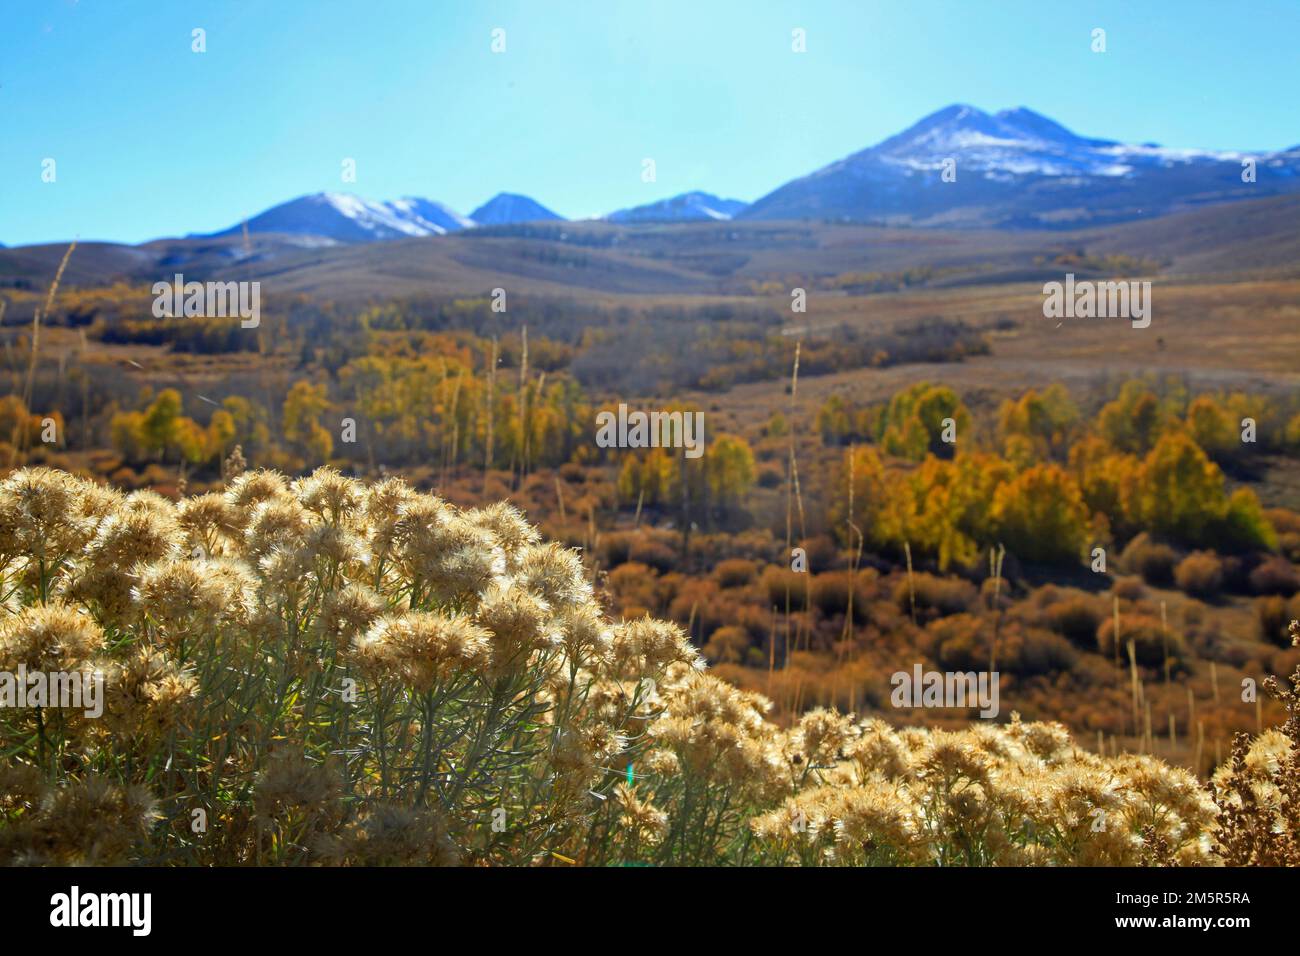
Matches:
[[1208, 619, 1300, 866], [0, 467, 1291, 866]]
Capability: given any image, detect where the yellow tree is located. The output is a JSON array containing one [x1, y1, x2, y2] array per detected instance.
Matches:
[[283, 381, 333, 466], [141, 388, 184, 458], [990, 464, 1090, 564], [1127, 432, 1224, 543], [703, 433, 756, 514], [1185, 395, 1235, 459]]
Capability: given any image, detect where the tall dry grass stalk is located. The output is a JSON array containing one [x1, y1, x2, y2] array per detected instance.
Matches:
[[904, 542, 916, 627], [24, 240, 77, 408], [1127, 639, 1140, 738], [988, 544, 1005, 673], [1144, 699, 1153, 755], [483, 336, 497, 489], [1112, 595, 1121, 668], [767, 603, 777, 697], [841, 443, 865, 653], [1160, 600, 1171, 689], [12, 241, 76, 464], [516, 326, 528, 485], [783, 342, 804, 665], [554, 475, 567, 524]]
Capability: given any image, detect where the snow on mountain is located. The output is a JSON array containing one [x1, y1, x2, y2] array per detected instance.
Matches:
[[869, 104, 1243, 179], [741, 104, 1300, 228], [207, 192, 473, 243], [194, 107, 1300, 242], [469, 193, 564, 225], [387, 197, 476, 233], [605, 191, 748, 223]]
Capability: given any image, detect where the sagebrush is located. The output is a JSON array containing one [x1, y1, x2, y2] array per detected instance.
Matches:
[[0, 466, 1294, 866]]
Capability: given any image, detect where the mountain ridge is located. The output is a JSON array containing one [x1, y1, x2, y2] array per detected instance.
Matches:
[[739, 103, 1300, 228], [470, 193, 565, 225], [65, 105, 1300, 244], [606, 191, 749, 223]]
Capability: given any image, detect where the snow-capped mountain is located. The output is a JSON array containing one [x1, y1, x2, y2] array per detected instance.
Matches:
[[470, 193, 564, 225], [741, 104, 1300, 228], [606, 191, 748, 223], [869, 104, 1247, 177], [206, 192, 474, 243], [198, 108, 1300, 242]]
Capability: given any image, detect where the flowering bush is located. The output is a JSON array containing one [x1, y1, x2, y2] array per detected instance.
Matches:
[[0, 467, 1287, 866]]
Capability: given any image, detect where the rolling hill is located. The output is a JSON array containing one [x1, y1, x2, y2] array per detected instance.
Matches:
[[4, 193, 1300, 306]]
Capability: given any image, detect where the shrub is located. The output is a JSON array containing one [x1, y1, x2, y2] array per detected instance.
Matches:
[[627, 533, 679, 573], [703, 625, 752, 664], [756, 462, 783, 488], [1210, 624, 1300, 866], [667, 578, 728, 636], [1211, 488, 1278, 553], [800, 534, 843, 573], [1113, 576, 1146, 601], [713, 558, 758, 589], [761, 566, 808, 611], [1257, 594, 1300, 647], [1175, 551, 1224, 598], [895, 573, 977, 620], [0, 466, 1248, 868], [980, 575, 1014, 613], [1004, 626, 1079, 676], [1097, 613, 1188, 668], [600, 531, 632, 567], [1281, 532, 1300, 565], [1266, 508, 1300, 562], [809, 571, 873, 623], [1249, 556, 1300, 596], [0, 466, 707, 867], [607, 562, 659, 613], [1119, 533, 1177, 587], [925, 613, 986, 671], [1044, 596, 1103, 648]]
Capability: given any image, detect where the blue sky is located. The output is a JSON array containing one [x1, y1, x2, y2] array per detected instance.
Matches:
[[3, 0, 1298, 245]]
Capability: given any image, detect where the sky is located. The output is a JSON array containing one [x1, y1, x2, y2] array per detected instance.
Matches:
[[3, 0, 1298, 246]]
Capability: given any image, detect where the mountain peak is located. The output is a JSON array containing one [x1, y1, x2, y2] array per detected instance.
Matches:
[[922, 103, 988, 124], [872, 104, 1008, 156], [606, 191, 748, 223], [208, 192, 472, 243], [470, 193, 564, 225], [741, 103, 1290, 228]]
